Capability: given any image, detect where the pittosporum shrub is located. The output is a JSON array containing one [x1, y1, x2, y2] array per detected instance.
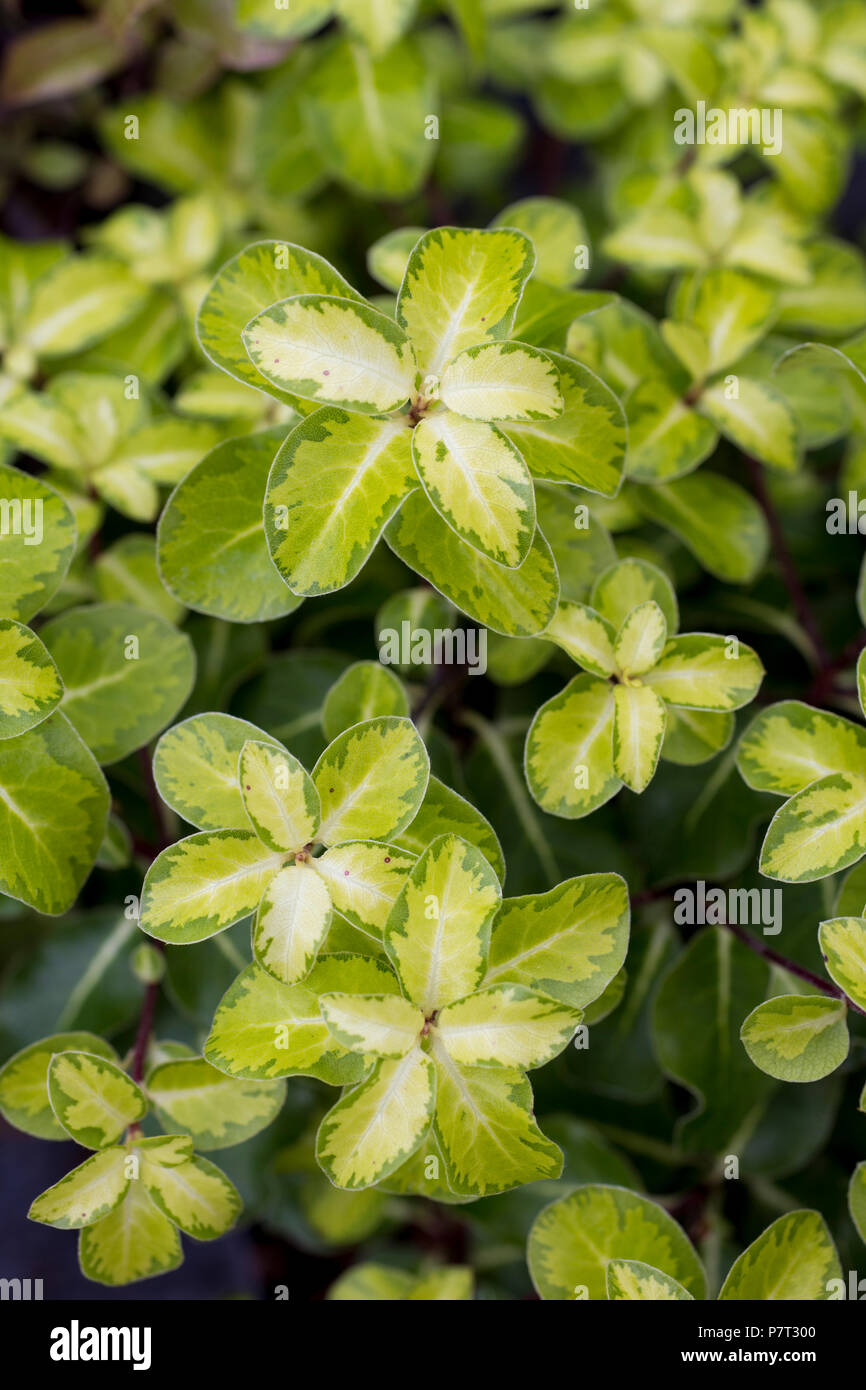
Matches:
[[0, 0, 866, 1304]]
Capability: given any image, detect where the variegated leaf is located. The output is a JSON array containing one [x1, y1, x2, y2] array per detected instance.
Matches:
[[385, 489, 559, 638], [525, 673, 620, 818], [322, 661, 408, 741], [393, 776, 504, 883], [240, 739, 320, 853], [624, 379, 717, 483], [740, 994, 849, 1081], [819, 916, 866, 1011], [591, 557, 679, 634], [78, 1181, 182, 1286], [718, 1211, 841, 1300], [385, 834, 501, 1012], [698, 376, 800, 473], [0, 464, 77, 624], [0, 1032, 117, 1140], [662, 706, 735, 765], [314, 840, 416, 939], [139, 830, 281, 944], [141, 1153, 241, 1240], [146, 1057, 285, 1150], [412, 411, 535, 567], [48, 1052, 146, 1149], [504, 352, 626, 496], [29, 1148, 129, 1229], [438, 342, 562, 421], [528, 1184, 707, 1301], [298, 37, 435, 198], [544, 601, 617, 677], [737, 701, 866, 796], [629, 471, 768, 584], [253, 862, 333, 985], [205, 955, 398, 1083], [396, 227, 535, 376], [41, 603, 195, 765], [688, 268, 778, 374], [153, 713, 282, 832], [432, 1048, 561, 1197], [485, 873, 629, 1009], [760, 771, 866, 882], [642, 634, 764, 711], [22, 255, 147, 356], [157, 429, 301, 624], [614, 601, 667, 677], [612, 683, 667, 793], [0, 711, 109, 915], [320, 992, 424, 1058], [196, 240, 363, 404], [435, 984, 580, 1069], [316, 1049, 435, 1189], [607, 1259, 693, 1301], [243, 294, 416, 413], [313, 716, 429, 845], [265, 408, 416, 596], [0, 618, 63, 738]]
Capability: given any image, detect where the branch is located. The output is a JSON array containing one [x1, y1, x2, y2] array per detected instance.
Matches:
[[631, 888, 866, 1017], [127, 745, 172, 1090], [720, 919, 866, 1016], [746, 456, 829, 669], [129, 974, 161, 1084]]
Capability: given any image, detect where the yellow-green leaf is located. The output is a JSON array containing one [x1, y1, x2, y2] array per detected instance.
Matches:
[[153, 713, 283, 832], [819, 916, 866, 1011], [485, 872, 629, 1009], [243, 294, 416, 414], [320, 992, 424, 1057], [435, 984, 579, 1069], [48, 1052, 146, 1149], [411, 411, 535, 567], [760, 771, 866, 882], [0, 617, 63, 738], [439, 342, 562, 421], [240, 739, 320, 853], [29, 1148, 129, 1229], [614, 601, 667, 678], [78, 1181, 182, 1286], [643, 634, 764, 711], [385, 833, 501, 1012], [205, 955, 398, 1083], [612, 683, 667, 793], [313, 715, 429, 844], [525, 673, 620, 818], [141, 1153, 241, 1241], [607, 1259, 693, 1301], [146, 1059, 285, 1151], [737, 702, 866, 796], [315, 839, 416, 939], [544, 601, 617, 677], [266, 408, 417, 596], [140, 830, 281, 945], [718, 1210, 841, 1300], [316, 1049, 435, 1189], [253, 862, 333, 985], [0, 1032, 117, 1140], [528, 1184, 707, 1301], [432, 1048, 561, 1197], [396, 226, 535, 376], [740, 994, 849, 1081]]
